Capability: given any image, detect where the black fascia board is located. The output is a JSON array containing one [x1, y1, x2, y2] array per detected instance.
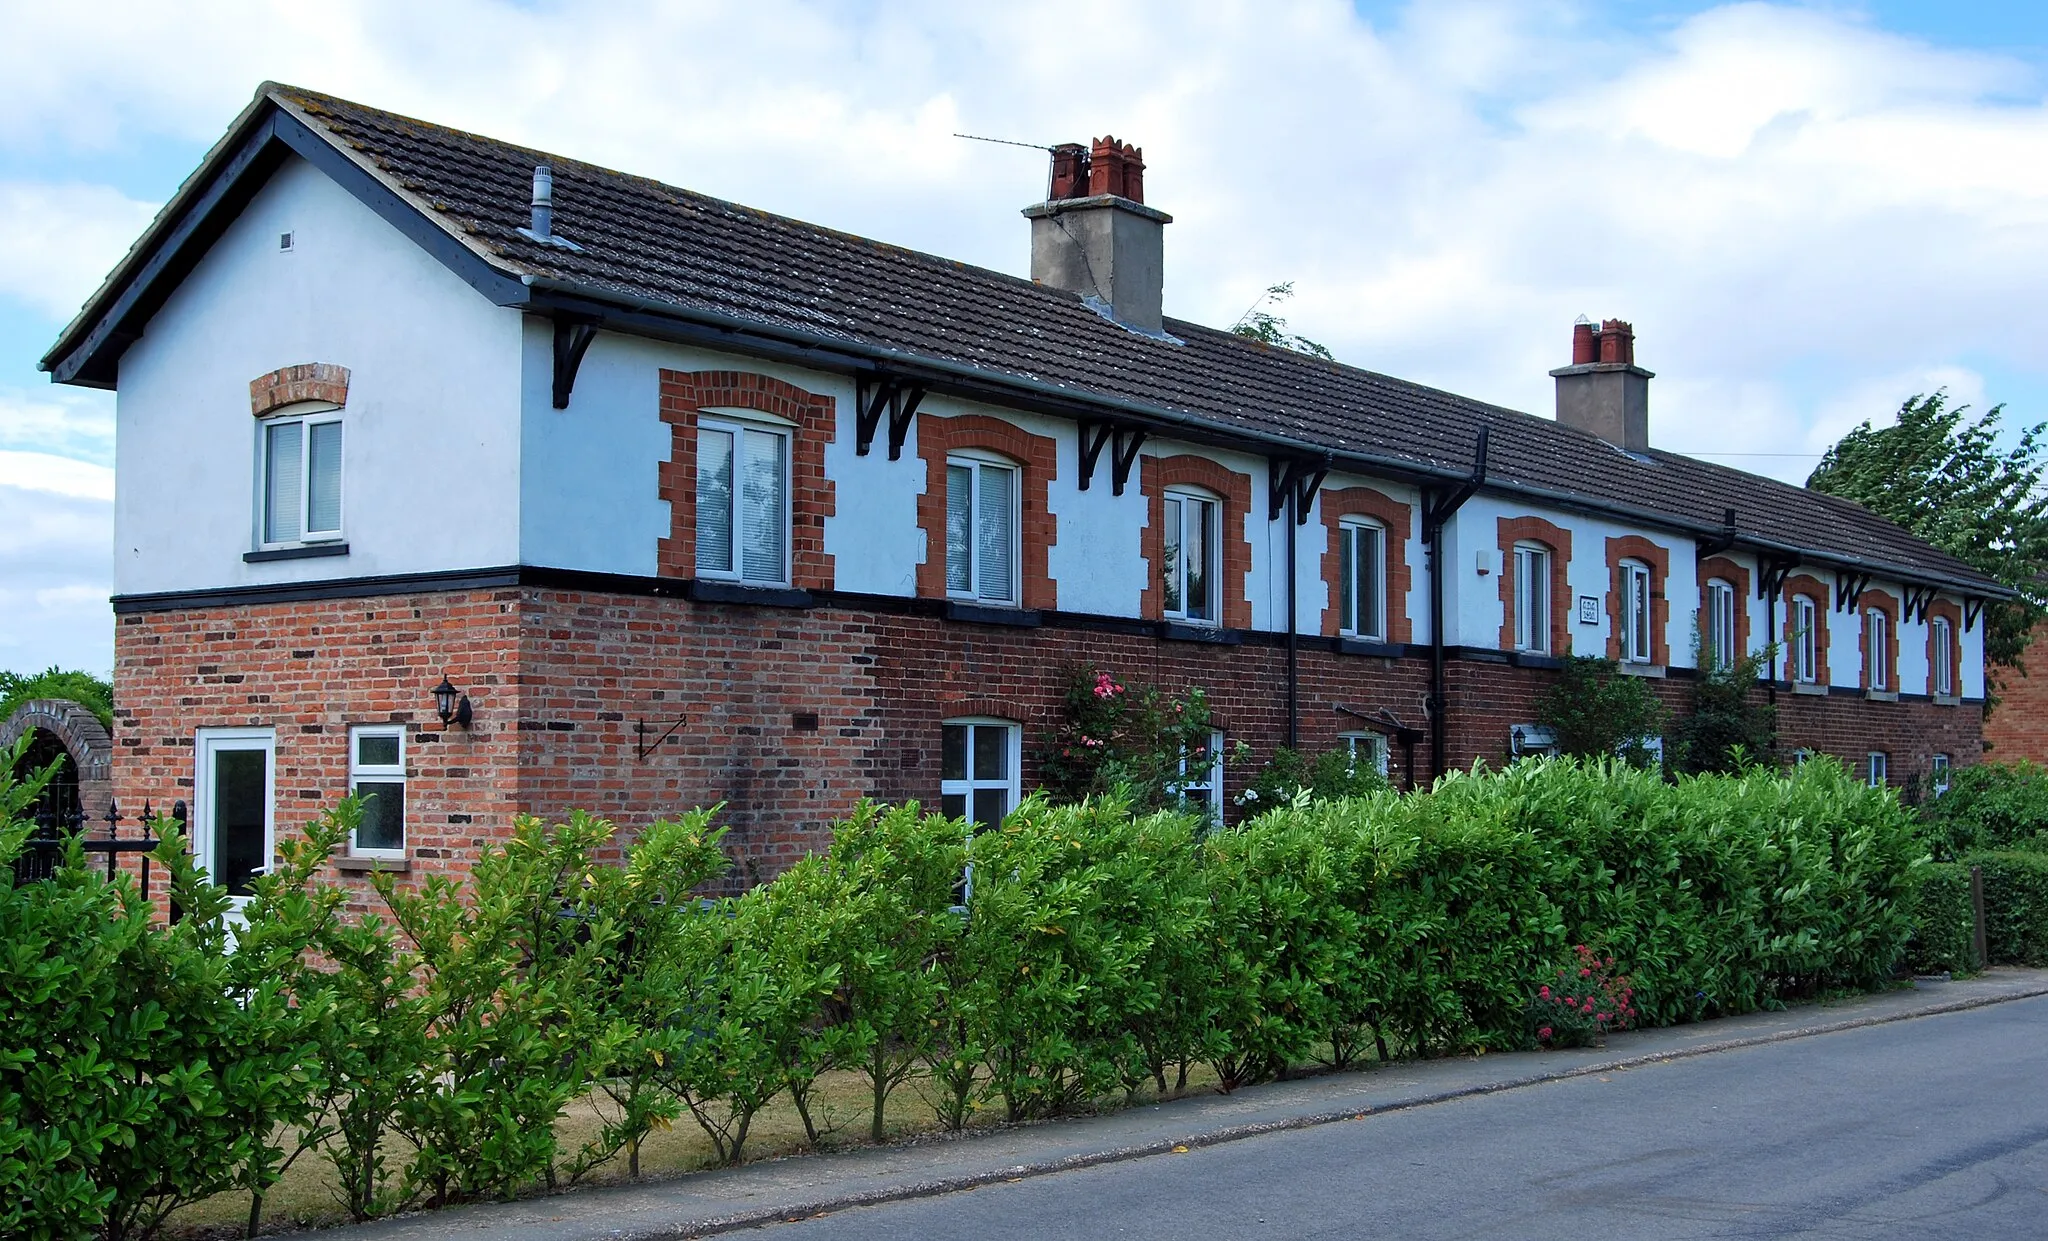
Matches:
[[42, 98, 530, 388]]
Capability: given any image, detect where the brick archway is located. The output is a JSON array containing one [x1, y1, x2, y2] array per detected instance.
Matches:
[[1, 698, 113, 821]]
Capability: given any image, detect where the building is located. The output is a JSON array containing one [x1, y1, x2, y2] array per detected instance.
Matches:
[[41, 85, 2005, 898]]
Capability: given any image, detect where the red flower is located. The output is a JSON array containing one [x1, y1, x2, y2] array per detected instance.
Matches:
[[1538, 1026, 1553, 1040]]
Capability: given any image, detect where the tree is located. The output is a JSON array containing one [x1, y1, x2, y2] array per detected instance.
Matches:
[[1806, 392, 2048, 680], [1230, 282, 1335, 361], [0, 666, 113, 730], [1535, 657, 1668, 768]]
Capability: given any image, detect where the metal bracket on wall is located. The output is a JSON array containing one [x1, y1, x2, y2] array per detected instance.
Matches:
[[1077, 421, 1145, 494], [854, 373, 926, 459], [1964, 597, 1985, 633], [550, 315, 599, 409], [1833, 569, 1874, 613], [1901, 585, 1936, 625], [1422, 426, 1490, 539], [1756, 555, 1799, 600], [1697, 508, 1738, 557], [1267, 456, 1330, 524], [635, 716, 687, 761]]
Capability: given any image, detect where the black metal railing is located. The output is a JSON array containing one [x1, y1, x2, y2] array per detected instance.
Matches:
[[10, 798, 182, 901]]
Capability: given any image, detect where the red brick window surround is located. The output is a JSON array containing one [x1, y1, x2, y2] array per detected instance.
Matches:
[[1857, 589, 1900, 694], [657, 370, 838, 590], [1697, 555, 1753, 671], [1783, 573, 1832, 687], [1141, 455, 1253, 630], [250, 363, 350, 416], [1604, 535, 1671, 666], [1927, 598, 1963, 699], [1321, 487, 1414, 642], [915, 413, 1059, 610], [1497, 516, 1572, 655]]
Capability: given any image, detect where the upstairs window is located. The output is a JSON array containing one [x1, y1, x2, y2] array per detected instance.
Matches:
[[1513, 543, 1551, 654], [946, 455, 1018, 604], [1163, 489, 1221, 625], [1791, 595, 1820, 683], [349, 725, 406, 859], [259, 405, 342, 546], [696, 416, 789, 585], [1340, 518, 1388, 641], [1864, 607, 1890, 691], [1618, 560, 1653, 664], [1705, 579, 1738, 672], [1932, 616, 1955, 697]]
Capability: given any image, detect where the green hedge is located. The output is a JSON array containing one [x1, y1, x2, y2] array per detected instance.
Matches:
[[1905, 863, 1975, 975], [1, 754, 1930, 1237], [1919, 761, 2048, 859], [1967, 850, 2048, 966]]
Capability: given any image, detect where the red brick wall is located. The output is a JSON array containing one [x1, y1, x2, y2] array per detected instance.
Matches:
[[115, 584, 1989, 895], [1985, 619, 2048, 761]]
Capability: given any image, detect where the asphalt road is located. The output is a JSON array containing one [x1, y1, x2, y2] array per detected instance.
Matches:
[[750, 995, 2048, 1240]]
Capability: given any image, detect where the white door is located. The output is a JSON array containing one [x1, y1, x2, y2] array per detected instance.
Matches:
[[193, 728, 275, 916]]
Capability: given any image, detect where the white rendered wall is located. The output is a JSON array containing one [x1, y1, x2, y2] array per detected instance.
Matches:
[[519, 326, 673, 577], [114, 156, 523, 595]]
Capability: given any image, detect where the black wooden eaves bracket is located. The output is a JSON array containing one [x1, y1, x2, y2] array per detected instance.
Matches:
[[1965, 597, 1985, 633], [551, 315, 599, 410], [1268, 456, 1330, 524], [1422, 426, 1491, 540], [1698, 508, 1738, 557], [855, 373, 926, 460], [1077, 421, 1146, 494], [1833, 569, 1873, 613], [1901, 585, 1936, 625], [1756, 555, 1799, 600]]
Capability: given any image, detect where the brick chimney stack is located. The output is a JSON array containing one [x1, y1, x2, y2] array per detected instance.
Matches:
[[1024, 135, 1171, 335], [1551, 317, 1653, 452]]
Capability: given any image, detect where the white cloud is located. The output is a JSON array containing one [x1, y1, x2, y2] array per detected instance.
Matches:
[[0, 182, 160, 320], [4, 0, 2048, 670], [0, 451, 114, 501], [0, 386, 115, 466], [0, 482, 111, 676]]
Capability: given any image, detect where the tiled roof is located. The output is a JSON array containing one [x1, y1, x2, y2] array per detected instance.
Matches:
[[113, 85, 2027, 593]]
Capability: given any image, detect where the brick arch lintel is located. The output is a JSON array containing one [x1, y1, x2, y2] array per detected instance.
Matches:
[[1856, 586, 1901, 692], [1697, 555, 1754, 665], [1782, 572, 1833, 686], [1926, 597, 1964, 696], [250, 363, 350, 417], [1, 697, 114, 817]]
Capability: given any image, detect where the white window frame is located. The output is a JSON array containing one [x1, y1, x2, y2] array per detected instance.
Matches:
[[1705, 578, 1737, 673], [1932, 754, 1952, 797], [1867, 752, 1888, 788], [256, 402, 344, 549], [695, 412, 793, 587], [1163, 487, 1223, 627], [945, 453, 1021, 605], [941, 717, 1020, 905], [1932, 616, 1955, 697], [193, 727, 276, 916], [348, 724, 408, 860], [1792, 595, 1820, 684], [1337, 517, 1389, 641], [1865, 607, 1889, 691], [1619, 560, 1653, 664], [1513, 543, 1550, 654], [1340, 730, 1391, 778], [1173, 729, 1226, 824]]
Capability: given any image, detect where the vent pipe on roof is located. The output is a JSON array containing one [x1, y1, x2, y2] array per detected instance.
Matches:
[[530, 165, 554, 241]]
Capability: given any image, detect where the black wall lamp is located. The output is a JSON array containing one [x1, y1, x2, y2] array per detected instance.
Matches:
[[432, 675, 473, 729]]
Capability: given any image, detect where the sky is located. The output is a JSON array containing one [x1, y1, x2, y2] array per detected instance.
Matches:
[[4, 0, 2048, 677]]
